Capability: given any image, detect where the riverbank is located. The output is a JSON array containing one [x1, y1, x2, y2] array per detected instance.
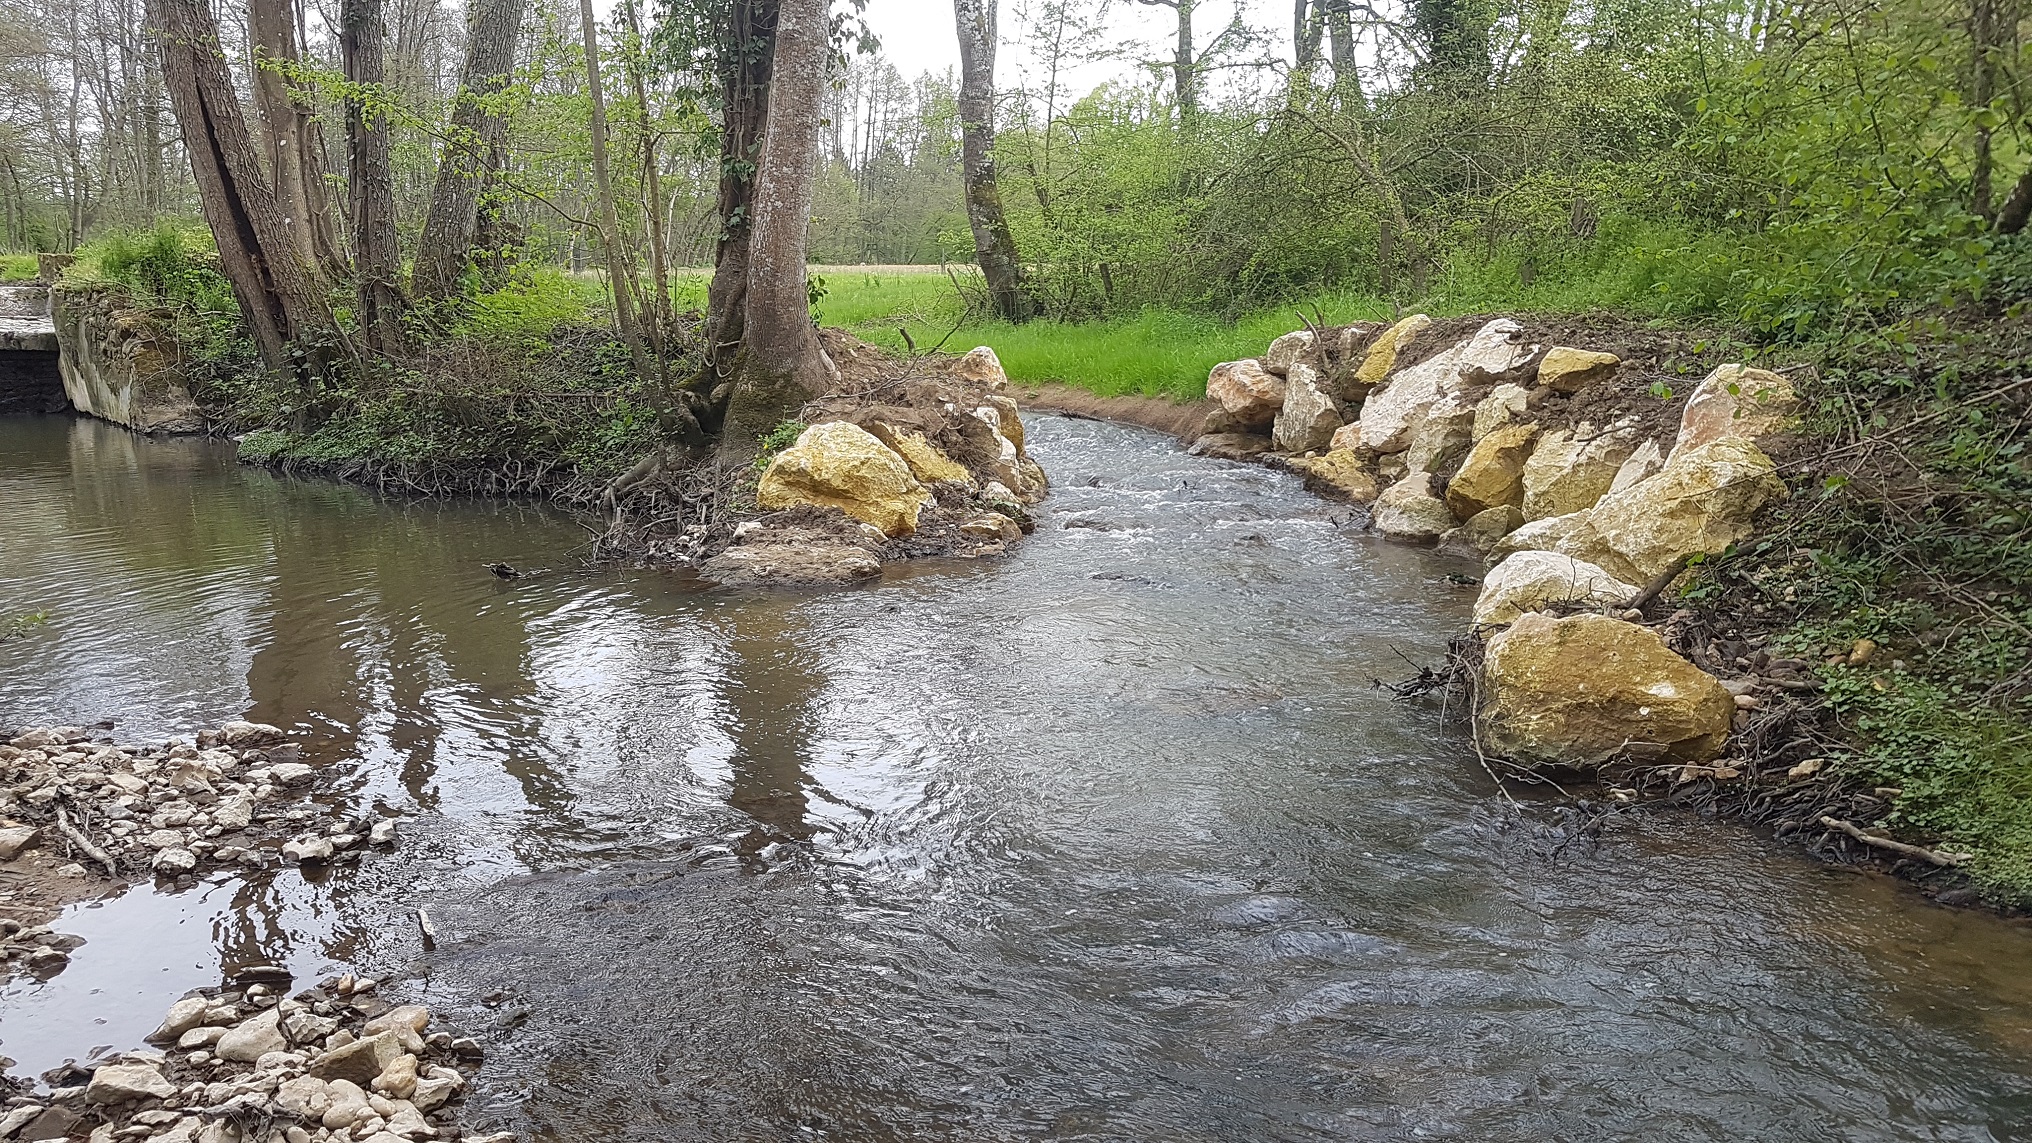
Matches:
[[1150, 308, 2032, 911]]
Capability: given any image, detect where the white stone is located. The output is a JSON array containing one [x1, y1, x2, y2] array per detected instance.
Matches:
[[1474, 551, 1642, 627]]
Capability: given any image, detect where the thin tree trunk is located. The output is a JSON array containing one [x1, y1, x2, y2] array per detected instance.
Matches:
[[412, 0, 526, 302], [954, 0, 1026, 320], [705, 0, 777, 365], [721, 0, 829, 457], [149, 0, 333, 373], [1173, 0, 1196, 117], [620, 0, 672, 347], [576, 0, 653, 381], [341, 0, 407, 353], [1969, 0, 2001, 220]]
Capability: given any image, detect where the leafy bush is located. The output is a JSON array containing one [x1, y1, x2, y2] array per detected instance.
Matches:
[[0, 254, 36, 282], [452, 267, 600, 345]]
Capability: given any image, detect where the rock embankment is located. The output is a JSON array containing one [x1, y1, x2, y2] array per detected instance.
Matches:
[[1195, 318, 1800, 771], [8, 978, 503, 1143], [665, 344, 1049, 588], [51, 283, 203, 433], [0, 723, 395, 975]]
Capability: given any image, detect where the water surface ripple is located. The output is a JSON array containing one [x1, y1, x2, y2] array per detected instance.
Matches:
[[0, 414, 2028, 1141]]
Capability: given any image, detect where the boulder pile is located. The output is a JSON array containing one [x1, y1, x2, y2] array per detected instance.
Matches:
[[11, 977, 504, 1143], [664, 345, 1048, 588], [0, 722, 394, 974], [1195, 318, 1800, 770]]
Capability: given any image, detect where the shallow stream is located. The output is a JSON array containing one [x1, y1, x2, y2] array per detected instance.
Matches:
[[1, 413, 2029, 1140]]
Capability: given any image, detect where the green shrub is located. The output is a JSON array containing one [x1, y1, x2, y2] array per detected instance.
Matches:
[[453, 269, 601, 344], [0, 254, 36, 282]]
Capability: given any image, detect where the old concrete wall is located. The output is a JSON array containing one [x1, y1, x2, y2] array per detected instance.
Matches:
[[51, 284, 204, 433]]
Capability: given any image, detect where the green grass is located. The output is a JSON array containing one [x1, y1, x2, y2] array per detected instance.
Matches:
[[0, 254, 36, 282]]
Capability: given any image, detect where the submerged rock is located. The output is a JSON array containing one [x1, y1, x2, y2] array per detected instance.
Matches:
[[756, 421, 932, 537], [1189, 432, 1273, 461], [1480, 613, 1732, 765]]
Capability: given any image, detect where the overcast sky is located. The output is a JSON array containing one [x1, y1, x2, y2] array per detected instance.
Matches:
[[856, 0, 1296, 98]]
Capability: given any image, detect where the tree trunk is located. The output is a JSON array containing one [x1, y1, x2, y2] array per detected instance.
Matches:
[[249, 0, 318, 277], [1294, 0, 1323, 69], [577, 0, 654, 382], [341, 0, 407, 353], [1412, 0, 1492, 92], [1969, 0, 2002, 220], [705, 0, 777, 364], [148, 0, 333, 374], [620, 0, 673, 346], [1325, 0, 1356, 91], [954, 0, 1026, 321], [1172, 0, 1196, 118], [720, 0, 829, 457], [412, 0, 527, 302]]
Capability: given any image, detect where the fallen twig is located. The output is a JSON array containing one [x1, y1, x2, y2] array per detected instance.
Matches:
[[55, 805, 119, 878], [1818, 815, 1966, 867]]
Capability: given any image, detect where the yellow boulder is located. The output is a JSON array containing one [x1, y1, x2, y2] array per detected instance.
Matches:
[[1290, 449, 1379, 503], [1480, 612, 1733, 765], [1445, 422, 1538, 519], [1558, 435, 1788, 583], [1354, 314, 1433, 386], [865, 423, 975, 487], [757, 421, 932, 537], [1535, 347, 1619, 393]]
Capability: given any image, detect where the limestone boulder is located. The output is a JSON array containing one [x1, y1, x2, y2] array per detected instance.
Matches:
[[216, 1008, 287, 1063], [866, 425, 975, 487], [1453, 319, 1540, 387], [1520, 426, 1637, 521], [1436, 505, 1524, 559], [1473, 550, 1641, 627], [1271, 362, 1342, 453], [1535, 347, 1619, 393], [1354, 314, 1432, 387], [1608, 438, 1665, 494], [1557, 435, 1788, 584], [1263, 330, 1315, 376], [953, 346, 1009, 391], [1405, 397, 1477, 475], [1189, 432, 1273, 461], [1673, 364, 1797, 457], [1445, 422, 1538, 519], [86, 1061, 175, 1104], [1290, 449, 1379, 503], [1480, 613, 1733, 765], [1206, 359, 1287, 431], [1488, 508, 1593, 563], [1473, 383, 1529, 441], [757, 421, 931, 537], [1328, 421, 1367, 454], [1372, 473, 1457, 541], [1360, 319, 1533, 453]]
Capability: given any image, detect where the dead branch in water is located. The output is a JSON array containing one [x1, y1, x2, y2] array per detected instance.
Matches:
[[1818, 816, 1968, 867]]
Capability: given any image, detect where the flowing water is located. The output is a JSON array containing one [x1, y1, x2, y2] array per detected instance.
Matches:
[[1, 413, 2029, 1141]]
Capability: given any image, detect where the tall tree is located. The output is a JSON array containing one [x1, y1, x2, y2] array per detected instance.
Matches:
[[704, 0, 777, 362], [148, 0, 333, 372], [1411, 0, 1492, 92], [248, 0, 342, 280], [953, 0, 1025, 320], [719, 0, 830, 454], [1135, 0, 1198, 117], [413, 0, 527, 303], [576, 0, 654, 380], [619, 0, 673, 344], [340, 0, 406, 352]]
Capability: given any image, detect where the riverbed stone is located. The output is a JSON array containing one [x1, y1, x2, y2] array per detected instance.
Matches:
[[1373, 473, 1457, 541], [1436, 505, 1524, 559], [1188, 432, 1273, 461], [1263, 330, 1314, 376], [1672, 363, 1797, 457], [757, 421, 932, 537], [1473, 550, 1642, 627], [270, 762, 315, 787], [1445, 422, 1538, 518], [371, 1053, 419, 1100], [1521, 425, 1637, 521], [1480, 613, 1733, 765], [216, 1007, 287, 1063], [151, 996, 212, 1043], [86, 1061, 175, 1104], [1289, 449, 1379, 502], [152, 846, 198, 875], [1557, 435, 1789, 584], [1353, 314, 1431, 386], [1535, 347, 1619, 392], [1271, 362, 1342, 453], [0, 825, 38, 860], [308, 1033, 408, 1087], [1205, 359, 1287, 431], [220, 721, 285, 747], [281, 837, 335, 864]]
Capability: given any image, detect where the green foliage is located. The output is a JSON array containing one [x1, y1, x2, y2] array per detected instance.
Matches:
[[1, 611, 50, 642], [754, 419, 807, 470], [451, 269, 602, 345], [0, 254, 35, 282]]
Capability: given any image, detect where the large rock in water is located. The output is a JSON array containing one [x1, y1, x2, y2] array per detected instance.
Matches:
[[1289, 448, 1378, 502], [1271, 362, 1342, 453], [1445, 422, 1538, 518], [1672, 364, 1797, 457], [1372, 472, 1456, 541], [1557, 435, 1788, 583], [1480, 613, 1733, 765], [1205, 359, 1287, 431], [1473, 550, 1640, 627], [756, 421, 932, 537], [53, 284, 203, 433]]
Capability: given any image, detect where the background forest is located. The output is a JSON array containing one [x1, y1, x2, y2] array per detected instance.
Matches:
[[4, 0, 2029, 346]]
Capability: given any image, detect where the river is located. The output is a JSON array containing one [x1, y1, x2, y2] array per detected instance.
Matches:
[[1, 413, 2028, 1141]]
